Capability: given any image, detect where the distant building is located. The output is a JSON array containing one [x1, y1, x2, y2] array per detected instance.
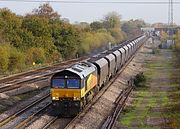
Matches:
[[141, 27, 155, 32]]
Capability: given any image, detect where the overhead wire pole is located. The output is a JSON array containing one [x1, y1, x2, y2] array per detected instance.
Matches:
[[170, 0, 174, 29], [168, 0, 174, 40], [167, 0, 174, 46], [168, 0, 170, 26]]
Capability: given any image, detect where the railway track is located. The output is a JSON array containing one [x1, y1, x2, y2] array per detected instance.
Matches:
[[42, 116, 59, 129], [0, 93, 50, 128], [41, 117, 73, 129], [0, 57, 86, 93], [0, 57, 85, 84], [0, 76, 48, 93], [21, 108, 73, 129], [14, 103, 51, 129], [101, 86, 133, 129]]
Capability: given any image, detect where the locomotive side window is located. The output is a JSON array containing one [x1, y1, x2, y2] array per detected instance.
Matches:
[[52, 79, 65, 88], [67, 79, 80, 88]]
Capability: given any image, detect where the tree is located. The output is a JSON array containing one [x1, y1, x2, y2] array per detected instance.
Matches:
[[8, 47, 25, 71], [122, 19, 147, 37], [133, 19, 146, 28], [34, 36, 55, 56], [175, 30, 180, 50], [90, 21, 103, 31], [160, 31, 168, 42], [75, 22, 91, 32], [47, 50, 62, 63], [103, 12, 121, 30], [0, 8, 23, 48], [109, 28, 126, 43], [31, 3, 60, 20], [22, 16, 50, 37], [26, 47, 46, 65], [51, 21, 81, 58], [18, 29, 35, 50], [0, 31, 6, 43]]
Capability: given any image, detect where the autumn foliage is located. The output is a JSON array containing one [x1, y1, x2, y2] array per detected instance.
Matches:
[[0, 3, 128, 74]]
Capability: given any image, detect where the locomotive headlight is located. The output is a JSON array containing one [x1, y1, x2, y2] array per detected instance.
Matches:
[[73, 97, 80, 100], [52, 96, 59, 100]]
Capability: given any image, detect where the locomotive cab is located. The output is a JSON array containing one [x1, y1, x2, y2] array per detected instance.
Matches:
[[51, 62, 97, 116], [51, 70, 82, 116]]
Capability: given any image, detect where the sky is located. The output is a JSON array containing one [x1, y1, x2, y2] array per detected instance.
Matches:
[[0, 0, 180, 24]]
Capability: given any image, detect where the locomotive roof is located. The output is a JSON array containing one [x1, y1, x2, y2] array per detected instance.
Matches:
[[66, 62, 96, 79]]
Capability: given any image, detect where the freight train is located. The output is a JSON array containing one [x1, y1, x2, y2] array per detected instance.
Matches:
[[50, 35, 147, 116]]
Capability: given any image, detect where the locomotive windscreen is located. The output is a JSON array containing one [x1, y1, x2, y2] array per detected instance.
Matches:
[[67, 79, 80, 88], [52, 78, 65, 88], [51, 78, 80, 89]]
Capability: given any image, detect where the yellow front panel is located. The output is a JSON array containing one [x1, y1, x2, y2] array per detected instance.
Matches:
[[51, 88, 81, 98]]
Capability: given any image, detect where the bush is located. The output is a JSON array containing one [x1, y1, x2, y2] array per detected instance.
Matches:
[[0, 45, 10, 73], [78, 32, 116, 55], [134, 72, 146, 87], [152, 48, 160, 54], [26, 47, 46, 65], [8, 48, 25, 71], [47, 50, 62, 63]]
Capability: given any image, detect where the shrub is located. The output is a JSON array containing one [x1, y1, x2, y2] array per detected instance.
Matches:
[[134, 72, 146, 87], [152, 48, 160, 54], [8, 47, 25, 71], [0, 45, 10, 73], [26, 47, 46, 65], [47, 50, 62, 63]]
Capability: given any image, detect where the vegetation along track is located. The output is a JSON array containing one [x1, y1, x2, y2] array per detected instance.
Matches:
[[65, 37, 149, 129], [0, 93, 50, 128], [0, 57, 86, 93], [101, 86, 133, 129]]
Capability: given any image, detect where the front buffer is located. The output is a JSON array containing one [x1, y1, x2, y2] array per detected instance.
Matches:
[[52, 100, 81, 117]]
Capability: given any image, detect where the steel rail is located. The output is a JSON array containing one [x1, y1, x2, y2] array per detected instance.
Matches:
[[0, 93, 50, 127], [101, 87, 133, 129], [41, 116, 58, 129], [14, 103, 52, 129]]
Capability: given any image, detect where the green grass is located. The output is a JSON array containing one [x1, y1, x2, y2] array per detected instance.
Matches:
[[118, 48, 180, 129]]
